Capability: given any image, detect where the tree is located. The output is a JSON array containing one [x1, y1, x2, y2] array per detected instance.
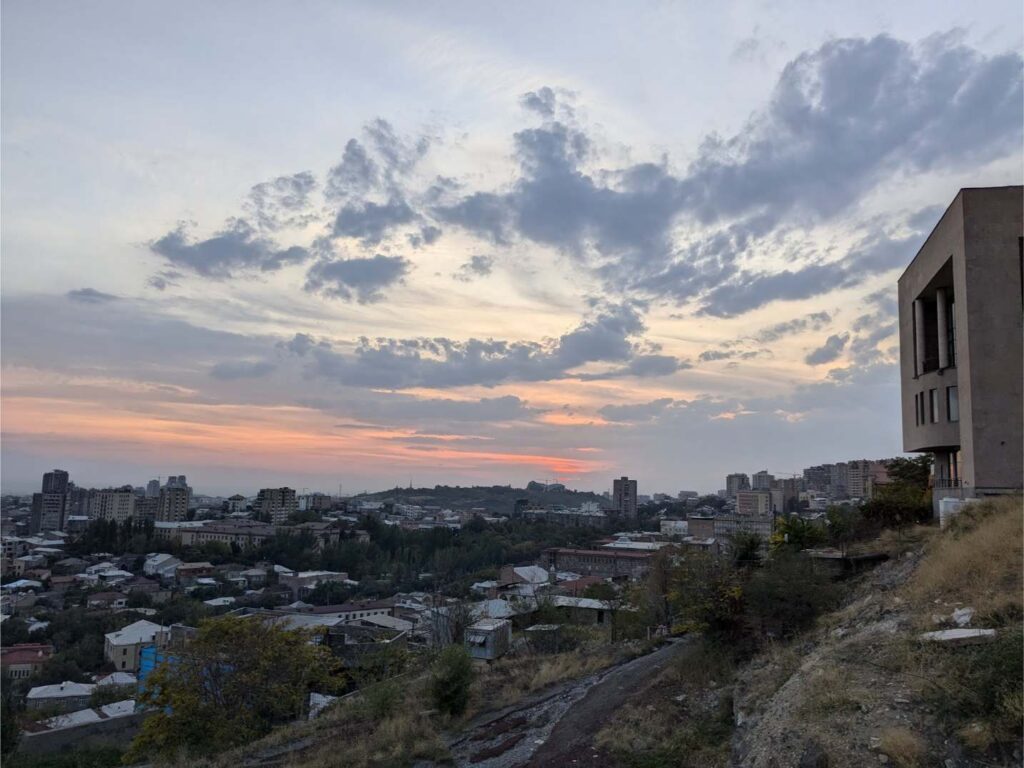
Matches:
[[825, 505, 863, 556], [667, 552, 744, 641], [744, 553, 840, 638], [770, 515, 826, 553], [430, 645, 473, 717], [731, 532, 763, 569], [128, 616, 339, 760], [1, 672, 20, 755]]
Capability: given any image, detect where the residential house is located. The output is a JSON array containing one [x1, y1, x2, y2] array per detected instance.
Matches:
[[104, 620, 167, 672], [26, 681, 95, 711], [1, 643, 53, 679]]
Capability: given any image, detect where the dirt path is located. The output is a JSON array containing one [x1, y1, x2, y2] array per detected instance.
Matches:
[[447, 638, 693, 768], [527, 638, 692, 767]]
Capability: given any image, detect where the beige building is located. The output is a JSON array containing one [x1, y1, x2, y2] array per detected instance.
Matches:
[[92, 487, 136, 523], [104, 620, 167, 672], [898, 187, 1023, 510], [157, 486, 189, 522], [735, 490, 772, 516], [256, 487, 298, 525]]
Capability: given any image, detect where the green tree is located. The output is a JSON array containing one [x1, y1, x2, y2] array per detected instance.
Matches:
[[731, 532, 763, 569], [1, 672, 20, 755], [770, 515, 826, 553], [667, 552, 744, 640], [744, 553, 840, 638], [825, 505, 863, 556], [430, 645, 473, 717], [127, 616, 339, 760]]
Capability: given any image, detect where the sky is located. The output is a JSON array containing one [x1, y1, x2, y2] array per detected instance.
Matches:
[[1, 1, 1022, 496]]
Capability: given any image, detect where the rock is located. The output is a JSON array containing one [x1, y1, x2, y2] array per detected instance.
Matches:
[[932, 614, 945, 625], [919, 628, 996, 646], [952, 607, 975, 627], [798, 740, 829, 768], [878, 754, 889, 764]]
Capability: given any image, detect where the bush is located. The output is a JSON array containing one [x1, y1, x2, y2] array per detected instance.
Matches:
[[430, 646, 473, 717], [744, 553, 841, 639]]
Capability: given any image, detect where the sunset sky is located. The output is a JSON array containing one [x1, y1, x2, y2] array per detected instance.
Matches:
[[2, 1, 1021, 495]]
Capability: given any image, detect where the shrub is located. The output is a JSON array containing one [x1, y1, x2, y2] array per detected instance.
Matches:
[[879, 727, 926, 767], [430, 646, 473, 716]]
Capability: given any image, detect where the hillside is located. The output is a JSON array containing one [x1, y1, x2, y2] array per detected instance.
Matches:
[[732, 496, 1022, 767]]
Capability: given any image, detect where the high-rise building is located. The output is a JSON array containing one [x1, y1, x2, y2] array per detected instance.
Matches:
[[612, 477, 638, 518], [751, 470, 774, 491], [725, 473, 750, 499], [829, 463, 849, 499], [157, 486, 189, 523], [255, 487, 298, 525], [30, 493, 67, 533], [802, 465, 832, 494], [770, 478, 800, 513], [92, 487, 137, 524], [899, 186, 1023, 511], [736, 490, 772, 517], [42, 470, 69, 495], [146, 479, 161, 498]]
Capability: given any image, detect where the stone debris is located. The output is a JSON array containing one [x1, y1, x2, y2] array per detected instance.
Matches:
[[918, 628, 995, 646], [951, 607, 974, 627]]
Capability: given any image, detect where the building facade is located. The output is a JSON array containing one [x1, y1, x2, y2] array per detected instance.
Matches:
[[256, 487, 298, 525], [898, 187, 1023, 508], [157, 486, 189, 522], [92, 487, 137, 523], [611, 477, 638, 519], [725, 473, 750, 499]]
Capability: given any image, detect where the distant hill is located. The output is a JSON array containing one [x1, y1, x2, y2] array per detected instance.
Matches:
[[349, 484, 607, 515]]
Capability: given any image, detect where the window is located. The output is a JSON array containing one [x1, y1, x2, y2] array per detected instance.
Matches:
[[929, 389, 938, 423], [913, 394, 919, 426], [947, 386, 959, 423]]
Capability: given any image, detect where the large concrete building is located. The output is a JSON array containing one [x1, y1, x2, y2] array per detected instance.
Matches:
[[611, 477, 638, 519], [724, 473, 750, 499], [256, 487, 298, 525], [92, 487, 137, 524], [157, 486, 189, 523], [898, 187, 1023, 508]]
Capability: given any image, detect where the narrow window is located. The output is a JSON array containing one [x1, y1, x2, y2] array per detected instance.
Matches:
[[947, 386, 959, 423], [929, 389, 938, 423], [913, 394, 919, 426]]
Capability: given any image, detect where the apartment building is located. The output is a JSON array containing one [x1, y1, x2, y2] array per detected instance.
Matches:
[[157, 486, 189, 522], [91, 486, 137, 523], [898, 187, 1023, 510], [256, 487, 298, 525], [611, 477, 638, 519], [725, 473, 750, 499]]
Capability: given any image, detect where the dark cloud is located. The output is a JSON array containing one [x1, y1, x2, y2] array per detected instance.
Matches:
[[303, 254, 411, 303], [599, 398, 678, 422], [453, 255, 494, 282], [332, 197, 417, 245], [434, 34, 1021, 315], [150, 219, 310, 278], [209, 360, 276, 380], [66, 288, 118, 304], [147, 270, 182, 291], [805, 333, 850, 365], [407, 225, 442, 249], [245, 171, 317, 231], [284, 302, 682, 388], [754, 311, 833, 343], [326, 139, 380, 199]]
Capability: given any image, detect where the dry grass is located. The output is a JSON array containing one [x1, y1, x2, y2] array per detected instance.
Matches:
[[202, 678, 448, 768], [905, 496, 1023, 622], [879, 726, 926, 767], [797, 667, 868, 718], [466, 645, 620, 716], [741, 640, 803, 707], [595, 640, 734, 768]]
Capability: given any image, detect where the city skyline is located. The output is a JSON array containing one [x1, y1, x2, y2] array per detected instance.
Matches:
[[3, 1, 1022, 496]]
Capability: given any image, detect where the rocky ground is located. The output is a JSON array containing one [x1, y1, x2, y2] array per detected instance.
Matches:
[[445, 639, 694, 768]]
